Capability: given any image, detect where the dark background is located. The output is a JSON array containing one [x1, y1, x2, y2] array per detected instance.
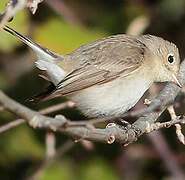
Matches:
[[0, 0, 185, 179]]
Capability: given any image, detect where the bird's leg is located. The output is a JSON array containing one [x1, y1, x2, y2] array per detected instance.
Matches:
[[106, 118, 130, 129], [110, 118, 132, 129], [119, 119, 132, 128]]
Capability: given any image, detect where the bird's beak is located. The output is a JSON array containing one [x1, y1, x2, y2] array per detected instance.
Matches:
[[172, 74, 182, 88]]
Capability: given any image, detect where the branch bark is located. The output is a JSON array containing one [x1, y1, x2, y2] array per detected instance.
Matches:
[[0, 60, 184, 145], [0, 0, 44, 28]]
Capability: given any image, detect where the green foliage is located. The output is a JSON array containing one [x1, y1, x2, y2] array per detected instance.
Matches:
[[0, 0, 9, 12], [0, 72, 8, 89], [40, 160, 75, 180], [159, 0, 185, 22], [0, 5, 29, 51], [79, 157, 119, 180], [34, 18, 107, 54], [39, 157, 119, 180], [0, 0, 185, 179], [125, 3, 148, 22], [2, 125, 44, 161]]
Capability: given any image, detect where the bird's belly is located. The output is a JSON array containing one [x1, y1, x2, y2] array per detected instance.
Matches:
[[68, 75, 151, 117]]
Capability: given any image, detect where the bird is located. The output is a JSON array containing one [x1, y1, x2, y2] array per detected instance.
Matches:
[[3, 25, 182, 118]]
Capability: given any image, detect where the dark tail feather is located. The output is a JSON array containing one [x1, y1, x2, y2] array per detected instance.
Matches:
[[3, 25, 61, 59], [26, 83, 56, 103]]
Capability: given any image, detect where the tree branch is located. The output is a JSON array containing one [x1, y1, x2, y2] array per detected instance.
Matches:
[[0, 119, 25, 133], [0, 0, 44, 28], [0, 101, 74, 133], [0, 60, 184, 145], [0, 91, 67, 129]]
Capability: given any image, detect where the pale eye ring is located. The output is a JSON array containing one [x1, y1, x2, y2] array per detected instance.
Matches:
[[168, 54, 175, 64]]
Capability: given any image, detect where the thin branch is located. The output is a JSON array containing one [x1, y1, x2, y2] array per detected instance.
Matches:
[[46, 0, 81, 24], [0, 0, 26, 28], [144, 116, 185, 133], [0, 0, 44, 28], [168, 106, 185, 145], [39, 101, 74, 114], [45, 132, 56, 159], [0, 60, 184, 145], [26, 0, 44, 14], [0, 119, 25, 133], [0, 91, 67, 128], [148, 131, 185, 179], [26, 140, 75, 180], [0, 101, 73, 133], [70, 93, 185, 126], [0, 106, 4, 111]]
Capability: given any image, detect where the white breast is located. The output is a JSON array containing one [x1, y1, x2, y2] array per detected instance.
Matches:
[[68, 71, 152, 117]]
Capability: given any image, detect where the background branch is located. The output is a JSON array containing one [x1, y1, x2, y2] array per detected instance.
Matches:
[[1, 1, 185, 179], [0, 0, 44, 28], [26, 140, 75, 180], [0, 60, 184, 145]]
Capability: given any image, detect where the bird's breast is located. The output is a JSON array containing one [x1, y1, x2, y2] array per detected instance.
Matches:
[[68, 71, 152, 117]]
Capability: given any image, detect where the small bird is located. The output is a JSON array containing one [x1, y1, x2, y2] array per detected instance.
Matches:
[[3, 26, 182, 117]]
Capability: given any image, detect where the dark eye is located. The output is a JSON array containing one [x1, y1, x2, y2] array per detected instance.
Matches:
[[168, 55, 174, 63]]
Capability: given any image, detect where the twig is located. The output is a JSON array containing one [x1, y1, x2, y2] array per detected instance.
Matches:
[[0, 119, 25, 133], [144, 116, 185, 133], [126, 16, 150, 36], [45, 132, 56, 159], [80, 140, 94, 151], [0, 0, 26, 28], [47, 0, 81, 24], [27, 140, 75, 180], [0, 106, 4, 111], [0, 0, 44, 28], [167, 106, 185, 145], [39, 101, 74, 114], [148, 131, 185, 179], [175, 124, 185, 145], [0, 101, 74, 133], [0, 91, 67, 129], [72, 93, 185, 126], [26, 0, 44, 14], [0, 60, 184, 145]]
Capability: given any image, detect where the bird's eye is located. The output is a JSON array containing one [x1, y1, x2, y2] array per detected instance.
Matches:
[[168, 54, 175, 63]]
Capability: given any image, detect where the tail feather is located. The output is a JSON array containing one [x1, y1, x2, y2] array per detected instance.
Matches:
[[3, 25, 63, 62], [27, 83, 57, 103], [3, 25, 66, 103], [35, 60, 66, 86], [4, 25, 66, 85]]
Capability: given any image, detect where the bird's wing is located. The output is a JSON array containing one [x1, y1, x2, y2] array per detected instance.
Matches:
[[41, 37, 146, 100]]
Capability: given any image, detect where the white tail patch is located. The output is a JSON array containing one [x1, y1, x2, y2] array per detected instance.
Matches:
[[35, 60, 66, 85]]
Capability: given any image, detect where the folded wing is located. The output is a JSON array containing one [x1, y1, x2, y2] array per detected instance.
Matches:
[[39, 36, 146, 101]]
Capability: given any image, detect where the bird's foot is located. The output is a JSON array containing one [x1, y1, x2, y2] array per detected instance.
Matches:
[[114, 118, 132, 129]]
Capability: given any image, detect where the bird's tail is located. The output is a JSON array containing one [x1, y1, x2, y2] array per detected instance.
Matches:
[[27, 83, 57, 103], [3, 25, 62, 62], [3, 25, 66, 86]]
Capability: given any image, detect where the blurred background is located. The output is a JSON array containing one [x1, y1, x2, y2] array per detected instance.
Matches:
[[0, 0, 185, 179]]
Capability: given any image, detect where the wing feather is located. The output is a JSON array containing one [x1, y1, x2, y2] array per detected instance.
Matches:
[[37, 35, 146, 101]]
